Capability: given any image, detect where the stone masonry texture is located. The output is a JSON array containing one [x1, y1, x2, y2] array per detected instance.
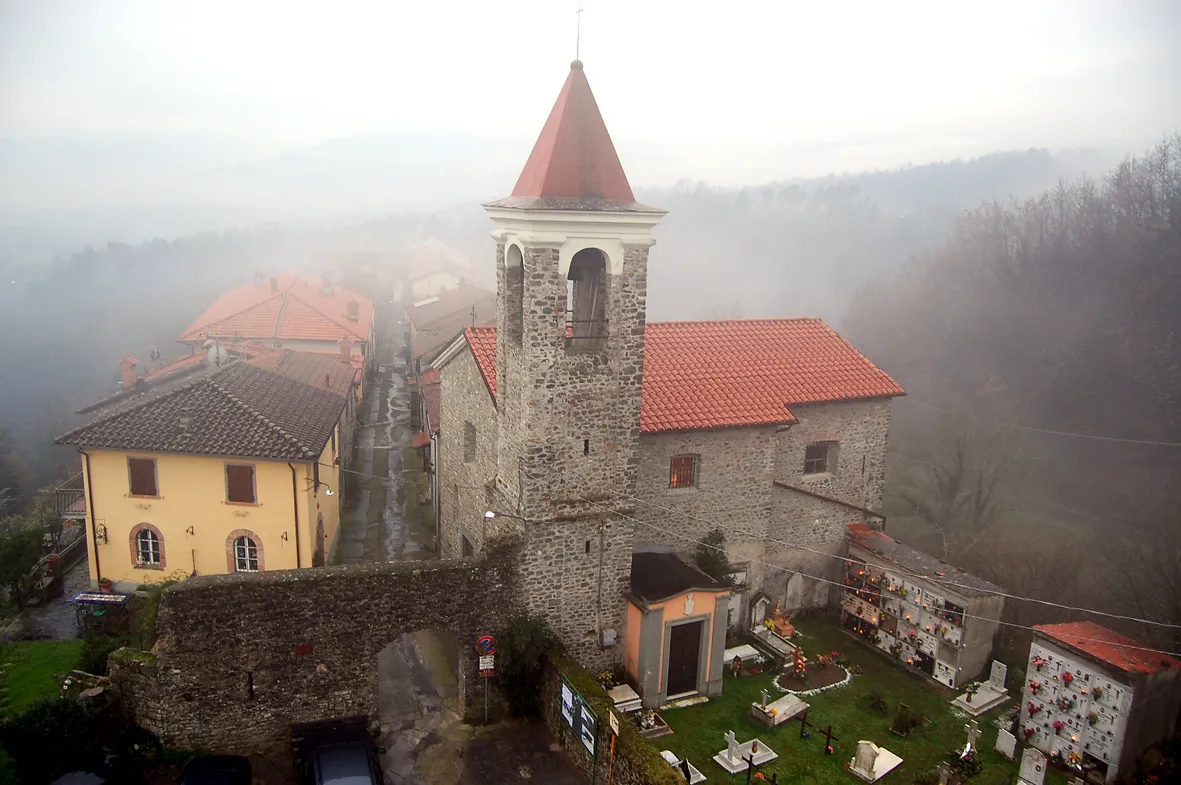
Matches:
[[109, 537, 523, 752]]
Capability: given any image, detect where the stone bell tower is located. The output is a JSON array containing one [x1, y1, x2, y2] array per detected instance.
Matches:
[[485, 60, 665, 665]]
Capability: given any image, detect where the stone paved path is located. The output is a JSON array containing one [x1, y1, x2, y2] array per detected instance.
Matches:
[[4, 556, 91, 641]]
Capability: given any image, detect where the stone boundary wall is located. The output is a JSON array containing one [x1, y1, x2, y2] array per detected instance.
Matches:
[[110, 534, 523, 752], [540, 653, 681, 785]]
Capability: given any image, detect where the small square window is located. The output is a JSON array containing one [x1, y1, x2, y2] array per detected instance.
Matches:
[[669, 455, 698, 489], [128, 457, 158, 497], [803, 442, 836, 475], [226, 464, 256, 504], [463, 421, 477, 463]]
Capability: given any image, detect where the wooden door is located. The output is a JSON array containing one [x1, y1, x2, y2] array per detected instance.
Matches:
[[666, 621, 703, 696]]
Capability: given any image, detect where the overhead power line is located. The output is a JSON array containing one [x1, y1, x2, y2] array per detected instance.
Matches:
[[615, 490, 1181, 631], [902, 398, 1181, 448], [576, 494, 1181, 660]]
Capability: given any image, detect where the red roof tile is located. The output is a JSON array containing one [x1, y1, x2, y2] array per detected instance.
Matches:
[[1034, 621, 1181, 674], [460, 319, 903, 433], [510, 61, 634, 204], [465, 326, 498, 400], [411, 432, 431, 449], [179, 273, 373, 344]]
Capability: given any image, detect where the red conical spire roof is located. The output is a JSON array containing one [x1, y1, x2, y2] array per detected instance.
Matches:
[[510, 60, 635, 205]]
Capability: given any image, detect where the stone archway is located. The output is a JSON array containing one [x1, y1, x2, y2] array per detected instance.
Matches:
[[111, 538, 522, 752]]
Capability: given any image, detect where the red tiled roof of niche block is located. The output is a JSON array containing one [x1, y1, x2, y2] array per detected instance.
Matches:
[[1034, 621, 1181, 674], [462, 319, 904, 433]]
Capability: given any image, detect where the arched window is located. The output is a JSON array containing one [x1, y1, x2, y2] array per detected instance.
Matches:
[[226, 529, 265, 573], [566, 248, 608, 351], [505, 244, 524, 344], [129, 523, 165, 569]]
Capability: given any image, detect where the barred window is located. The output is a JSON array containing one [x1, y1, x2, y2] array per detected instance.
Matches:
[[803, 442, 835, 475], [669, 455, 698, 489]]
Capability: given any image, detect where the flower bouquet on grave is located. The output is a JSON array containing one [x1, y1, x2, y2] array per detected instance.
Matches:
[[1027, 701, 1044, 718], [1092, 686, 1104, 699], [1053, 720, 1065, 735], [1030, 655, 1047, 671], [1058, 697, 1075, 712], [1023, 726, 1037, 741], [1087, 711, 1099, 726], [965, 682, 980, 703], [1062, 671, 1074, 686], [1029, 680, 1043, 695]]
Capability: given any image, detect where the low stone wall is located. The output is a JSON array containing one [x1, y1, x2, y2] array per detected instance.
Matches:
[[540, 653, 681, 785], [110, 536, 523, 752]]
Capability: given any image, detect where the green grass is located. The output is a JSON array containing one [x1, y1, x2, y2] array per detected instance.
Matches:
[[654, 619, 1070, 785], [0, 639, 83, 717]]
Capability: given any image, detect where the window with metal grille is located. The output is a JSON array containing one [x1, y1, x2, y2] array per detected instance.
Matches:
[[669, 455, 698, 489], [128, 457, 158, 496], [803, 442, 833, 475], [463, 421, 477, 463], [226, 464, 256, 503], [136, 529, 160, 565], [234, 535, 260, 572]]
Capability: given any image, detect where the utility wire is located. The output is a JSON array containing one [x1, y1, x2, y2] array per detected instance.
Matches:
[[576, 495, 1181, 659], [901, 398, 1181, 448], [614, 490, 1181, 631]]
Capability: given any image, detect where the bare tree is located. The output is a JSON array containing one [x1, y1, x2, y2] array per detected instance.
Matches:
[[1104, 518, 1181, 652]]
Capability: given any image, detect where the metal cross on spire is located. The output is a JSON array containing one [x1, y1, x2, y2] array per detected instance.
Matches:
[[576, 1, 583, 60]]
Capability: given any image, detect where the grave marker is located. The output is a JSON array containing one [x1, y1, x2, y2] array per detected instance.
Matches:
[[989, 660, 1008, 692], [1018, 746, 1046, 785], [994, 728, 1016, 760]]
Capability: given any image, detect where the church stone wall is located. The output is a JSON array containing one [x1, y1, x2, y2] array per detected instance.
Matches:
[[438, 347, 498, 557], [773, 399, 893, 511], [633, 426, 776, 551]]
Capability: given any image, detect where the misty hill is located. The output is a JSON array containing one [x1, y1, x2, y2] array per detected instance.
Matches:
[[0, 144, 1131, 495]]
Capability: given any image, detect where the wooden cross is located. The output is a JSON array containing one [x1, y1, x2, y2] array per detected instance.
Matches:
[[797, 709, 814, 739], [821, 724, 840, 754]]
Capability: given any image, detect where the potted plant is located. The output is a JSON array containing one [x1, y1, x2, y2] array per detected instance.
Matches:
[[98, 577, 113, 593], [965, 683, 980, 704]]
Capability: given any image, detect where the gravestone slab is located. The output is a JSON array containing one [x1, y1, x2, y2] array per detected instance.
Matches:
[[994, 728, 1017, 760], [713, 732, 778, 774], [750, 693, 809, 728], [660, 750, 706, 784], [1018, 747, 1046, 785], [989, 660, 1008, 692], [848, 740, 903, 783]]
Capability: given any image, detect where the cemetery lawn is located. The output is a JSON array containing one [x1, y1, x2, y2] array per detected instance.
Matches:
[[654, 618, 1072, 785], [0, 639, 83, 717]]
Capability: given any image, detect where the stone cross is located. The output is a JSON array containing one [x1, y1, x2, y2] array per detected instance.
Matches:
[[963, 720, 982, 752], [936, 762, 951, 785], [724, 730, 738, 763], [760, 689, 770, 709], [989, 660, 1008, 692]]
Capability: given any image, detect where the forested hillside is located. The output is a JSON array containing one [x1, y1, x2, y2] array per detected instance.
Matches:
[[844, 135, 1181, 649]]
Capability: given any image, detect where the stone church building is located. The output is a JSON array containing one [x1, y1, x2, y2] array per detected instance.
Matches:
[[434, 60, 904, 676]]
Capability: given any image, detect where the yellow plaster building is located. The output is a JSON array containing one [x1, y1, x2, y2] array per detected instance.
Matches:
[[56, 351, 357, 590]]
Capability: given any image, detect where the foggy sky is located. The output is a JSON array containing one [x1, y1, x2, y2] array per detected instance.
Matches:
[[2, 0, 1179, 186]]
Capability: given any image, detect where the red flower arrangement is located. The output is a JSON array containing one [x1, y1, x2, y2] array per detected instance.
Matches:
[[1027, 702, 1044, 717], [1030, 655, 1047, 670], [1062, 671, 1074, 685], [1053, 720, 1065, 734], [1029, 680, 1043, 694], [1023, 727, 1037, 740]]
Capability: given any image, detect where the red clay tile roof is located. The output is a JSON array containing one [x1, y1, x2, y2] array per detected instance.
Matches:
[[1034, 621, 1181, 674], [464, 326, 498, 399], [245, 350, 357, 399], [179, 273, 373, 344], [411, 432, 431, 449], [408, 285, 497, 362], [461, 319, 903, 432], [56, 361, 348, 460], [507, 61, 635, 206]]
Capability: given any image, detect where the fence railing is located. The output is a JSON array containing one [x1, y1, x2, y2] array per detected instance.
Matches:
[[53, 473, 86, 520]]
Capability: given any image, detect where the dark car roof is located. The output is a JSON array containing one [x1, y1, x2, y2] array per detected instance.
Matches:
[[314, 741, 378, 785], [180, 755, 252, 785]]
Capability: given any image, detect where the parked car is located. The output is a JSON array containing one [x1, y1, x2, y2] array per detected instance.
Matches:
[[292, 717, 386, 785], [179, 755, 252, 785]]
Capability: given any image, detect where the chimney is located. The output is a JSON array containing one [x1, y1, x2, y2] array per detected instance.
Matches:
[[270, 277, 279, 294], [324, 373, 331, 388], [347, 299, 360, 321], [179, 407, 192, 430], [118, 356, 138, 390], [338, 336, 352, 363]]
